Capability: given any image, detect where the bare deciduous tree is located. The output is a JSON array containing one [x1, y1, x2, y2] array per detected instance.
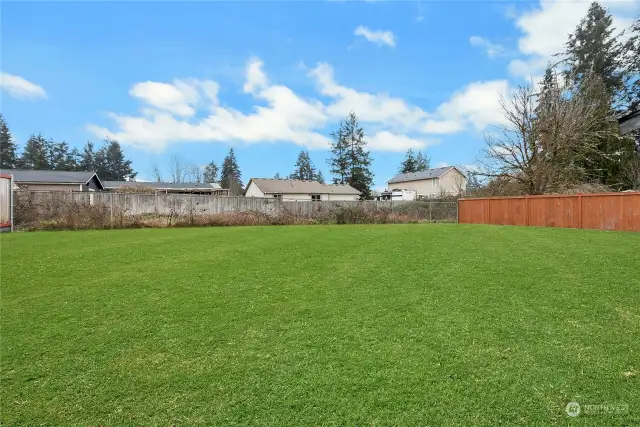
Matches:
[[186, 164, 203, 183], [480, 72, 623, 194], [169, 156, 187, 183]]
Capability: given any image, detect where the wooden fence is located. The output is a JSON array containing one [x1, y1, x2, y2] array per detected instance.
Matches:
[[458, 192, 640, 231]]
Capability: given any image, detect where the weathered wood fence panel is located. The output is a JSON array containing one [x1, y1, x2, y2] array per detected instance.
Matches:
[[0, 174, 12, 230], [458, 192, 640, 231]]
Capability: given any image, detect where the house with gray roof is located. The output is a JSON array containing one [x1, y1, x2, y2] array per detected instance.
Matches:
[[244, 178, 360, 201], [103, 181, 230, 195], [387, 166, 467, 198], [1, 169, 103, 192]]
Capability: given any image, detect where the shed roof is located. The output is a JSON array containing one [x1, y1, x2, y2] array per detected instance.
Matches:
[[103, 181, 223, 190], [1, 169, 103, 187], [387, 166, 465, 184], [247, 178, 360, 195]]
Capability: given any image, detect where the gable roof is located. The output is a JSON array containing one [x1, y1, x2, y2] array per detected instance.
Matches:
[[247, 178, 360, 195], [1, 169, 104, 189], [388, 166, 466, 184], [103, 181, 223, 190]]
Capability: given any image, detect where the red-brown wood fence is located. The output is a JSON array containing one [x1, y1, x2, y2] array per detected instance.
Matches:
[[458, 192, 640, 232]]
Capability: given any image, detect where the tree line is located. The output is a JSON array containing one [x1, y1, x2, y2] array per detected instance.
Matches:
[[151, 148, 244, 196], [0, 115, 137, 181], [480, 2, 640, 195]]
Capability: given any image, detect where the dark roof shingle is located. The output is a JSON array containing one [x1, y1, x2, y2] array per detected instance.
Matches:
[[1, 169, 99, 184]]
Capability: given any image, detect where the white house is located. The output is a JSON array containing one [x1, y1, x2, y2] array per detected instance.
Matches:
[[386, 166, 467, 198], [245, 178, 360, 201]]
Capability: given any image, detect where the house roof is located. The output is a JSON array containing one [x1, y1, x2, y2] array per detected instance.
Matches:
[[1, 169, 103, 188], [619, 109, 640, 135], [387, 166, 466, 184], [247, 178, 361, 195], [103, 181, 223, 190]]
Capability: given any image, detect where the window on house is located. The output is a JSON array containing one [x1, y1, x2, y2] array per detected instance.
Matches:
[[273, 194, 282, 199], [311, 194, 321, 201], [432, 178, 439, 187]]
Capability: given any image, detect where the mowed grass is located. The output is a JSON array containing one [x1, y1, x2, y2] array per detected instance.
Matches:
[[1, 225, 639, 426]]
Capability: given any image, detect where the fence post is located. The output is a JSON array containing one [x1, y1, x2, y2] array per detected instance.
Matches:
[[456, 199, 459, 224], [429, 202, 432, 222], [110, 192, 113, 228], [525, 195, 529, 226], [578, 194, 583, 229]]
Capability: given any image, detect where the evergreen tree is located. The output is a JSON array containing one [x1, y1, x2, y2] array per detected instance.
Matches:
[[19, 134, 50, 169], [415, 151, 431, 171], [49, 141, 75, 170], [625, 16, 640, 111], [315, 170, 325, 184], [328, 112, 374, 199], [290, 150, 318, 181], [564, 2, 626, 106], [94, 139, 137, 181], [273, 172, 282, 179], [69, 148, 82, 171], [203, 161, 219, 183], [328, 126, 350, 185], [220, 148, 243, 195], [0, 114, 18, 169], [399, 149, 417, 173], [80, 142, 96, 171]]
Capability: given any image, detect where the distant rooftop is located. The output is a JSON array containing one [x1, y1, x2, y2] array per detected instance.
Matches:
[[248, 179, 360, 195], [1, 169, 100, 184], [103, 181, 223, 190], [388, 166, 465, 184]]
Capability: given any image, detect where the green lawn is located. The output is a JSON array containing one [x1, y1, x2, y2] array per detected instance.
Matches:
[[1, 225, 639, 425]]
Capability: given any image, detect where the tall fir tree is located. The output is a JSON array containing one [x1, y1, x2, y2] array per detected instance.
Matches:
[[203, 161, 219, 183], [49, 141, 74, 170], [0, 114, 18, 169], [328, 126, 350, 185], [69, 148, 82, 171], [94, 139, 137, 180], [315, 170, 325, 184], [415, 151, 431, 171], [290, 150, 318, 181], [19, 134, 50, 169], [80, 142, 96, 171], [563, 4, 636, 187], [328, 112, 374, 199], [625, 16, 640, 112], [399, 149, 417, 173], [564, 2, 626, 106], [220, 148, 243, 195]]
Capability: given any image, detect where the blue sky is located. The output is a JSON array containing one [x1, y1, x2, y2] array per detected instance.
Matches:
[[1, 0, 638, 189]]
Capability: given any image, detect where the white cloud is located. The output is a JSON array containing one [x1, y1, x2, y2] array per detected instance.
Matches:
[[436, 80, 511, 131], [129, 79, 218, 116], [367, 131, 437, 152], [354, 25, 396, 47], [309, 62, 430, 130], [509, 0, 638, 77], [469, 36, 506, 58], [89, 58, 512, 153], [243, 58, 268, 94], [0, 72, 47, 100]]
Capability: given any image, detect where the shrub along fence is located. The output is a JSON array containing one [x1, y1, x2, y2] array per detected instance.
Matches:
[[13, 191, 458, 231], [458, 192, 640, 232]]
